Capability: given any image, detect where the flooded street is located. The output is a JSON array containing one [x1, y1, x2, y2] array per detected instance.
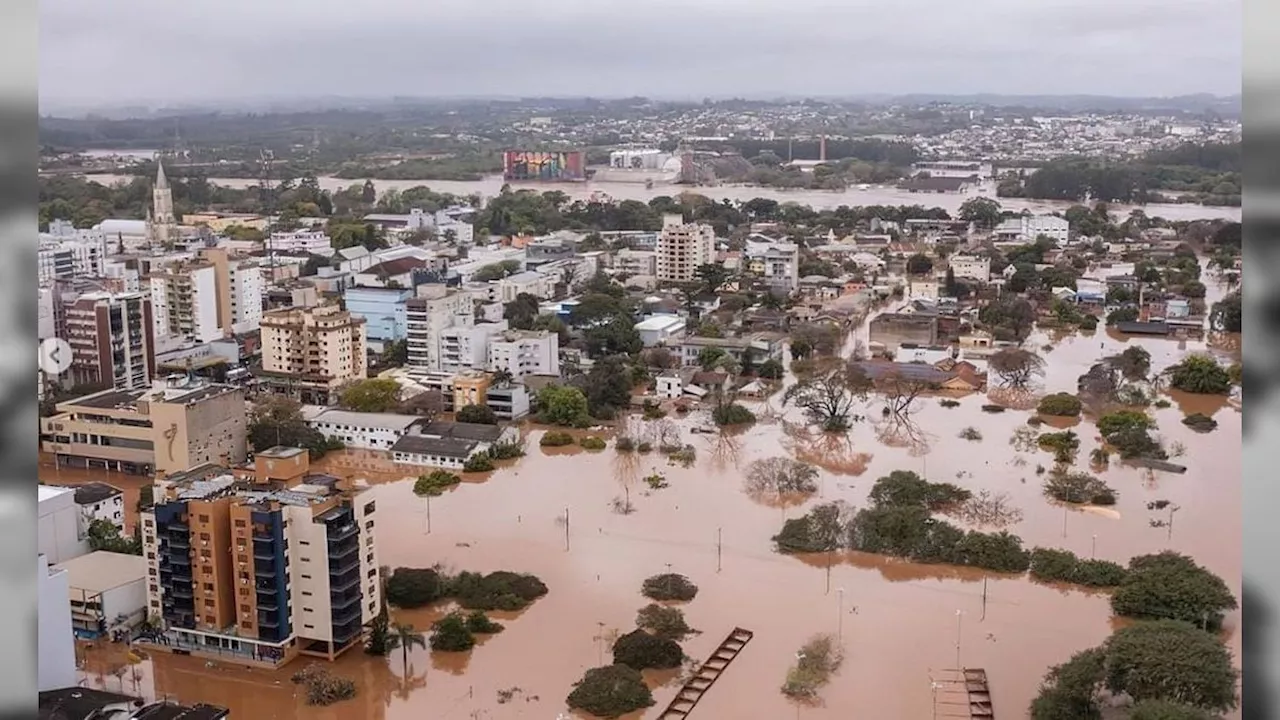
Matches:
[[83, 173, 1242, 222], [68, 277, 1241, 719]]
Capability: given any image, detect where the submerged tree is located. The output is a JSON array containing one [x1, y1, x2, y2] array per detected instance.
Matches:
[[743, 457, 820, 500], [989, 348, 1046, 389], [782, 364, 870, 431]]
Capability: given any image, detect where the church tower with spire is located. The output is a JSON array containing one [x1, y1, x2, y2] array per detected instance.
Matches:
[[151, 158, 177, 246]]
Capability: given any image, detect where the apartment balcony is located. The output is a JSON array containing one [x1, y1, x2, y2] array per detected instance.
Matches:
[[257, 612, 280, 628], [331, 604, 362, 627], [332, 616, 364, 644], [329, 567, 361, 593], [257, 597, 279, 613], [331, 587, 362, 609], [327, 522, 358, 543], [254, 583, 279, 596], [254, 563, 277, 579]]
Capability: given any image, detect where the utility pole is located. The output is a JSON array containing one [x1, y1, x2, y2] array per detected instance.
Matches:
[[954, 610, 963, 671], [837, 587, 845, 643], [980, 577, 988, 621], [716, 527, 722, 573], [564, 506, 571, 551]]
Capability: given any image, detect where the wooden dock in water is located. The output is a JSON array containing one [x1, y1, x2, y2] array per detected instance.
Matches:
[[930, 668, 994, 719], [656, 627, 754, 719]]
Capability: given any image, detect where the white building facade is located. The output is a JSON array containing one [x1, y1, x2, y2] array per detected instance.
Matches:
[[266, 230, 334, 256], [994, 215, 1070, 245], [487, 330, 560, 378], [38, 555, 77, 692], [948, 255, 992, 283], [39, 486, 88, 565]]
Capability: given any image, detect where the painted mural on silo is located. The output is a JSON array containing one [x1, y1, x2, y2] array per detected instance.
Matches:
[[502, 150, 587, 182]]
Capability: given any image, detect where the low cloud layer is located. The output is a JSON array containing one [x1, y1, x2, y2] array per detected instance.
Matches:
[[39, 0, 1240, 108]]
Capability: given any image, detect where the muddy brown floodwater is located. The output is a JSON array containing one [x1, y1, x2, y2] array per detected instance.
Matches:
[[71, 277, 1242, 720]]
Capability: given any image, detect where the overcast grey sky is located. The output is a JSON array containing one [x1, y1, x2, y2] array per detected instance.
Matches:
[[39, 0, 1240, 110]]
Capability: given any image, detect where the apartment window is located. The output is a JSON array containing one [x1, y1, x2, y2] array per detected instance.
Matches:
[[151, 600, 160, 609], [234, 519, 246, 528], [149, 583, 158, 593], [367, 568, 376, 578], [149, 568, 157, 577], [240, 604, 250, 613], [304, 624, 314, 629], [241, 621, 253, 630], [302, 590, 312, 597], [301, 574, 311, 580], [203, 599, 214, 608], [363, 501, 376, 515], [198, 514, 210, 523], [146, 552, 155, 560], [299, 540, 309, 546], [366, 553, 374, 564], [365, 520, 374, 530], [238, 554, 247, 563], [203, 582, 214, 592], [199, 532, 211, 541], [239, 588, 249, 597], [204, 615, 215, 625]]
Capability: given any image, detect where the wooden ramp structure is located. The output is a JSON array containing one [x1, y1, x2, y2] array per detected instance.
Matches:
[[656, 627, 754, 719], [930, 668, 994, 719]]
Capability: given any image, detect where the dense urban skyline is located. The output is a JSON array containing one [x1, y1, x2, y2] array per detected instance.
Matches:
[[39, 0, 1240, 111]]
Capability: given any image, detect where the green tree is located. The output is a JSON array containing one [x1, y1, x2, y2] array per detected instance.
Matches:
[[958, 196, 1003, 227], [337, 378, 402, 412], [757, 358, 784, 379], [472, 259, 521, 282], [85, 519, 141, 555], [429, 613, 475, 652], [697, 346, 727, 371], [906, 253, 934, 275], [386, 623, 426, 670], [455, 404, 498, 425], [576, 356, 633, 420], [1165, 355, 1232, 395], [695, 263, 731, 294], [566, 665, 654, 718], [635, 604, 693, 641], [247, 396, 342, 459], [385, 567, 446, 608], [611, 629, 683, 670], [537, 385, 592, 427], [1111, 552, 1238, 628], [1104, 620, 1237, 712], [1210, 290, 1241, 332], [583, 317, 642, 357], [502, 293, 541, 329]]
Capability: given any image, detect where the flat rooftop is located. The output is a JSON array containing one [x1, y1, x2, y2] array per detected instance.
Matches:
[[54, 550, 148, 594]]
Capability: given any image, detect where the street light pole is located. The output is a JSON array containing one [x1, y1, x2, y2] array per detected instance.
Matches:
[[954, 609, 963, 671], [1091, 534, 1097, 558]]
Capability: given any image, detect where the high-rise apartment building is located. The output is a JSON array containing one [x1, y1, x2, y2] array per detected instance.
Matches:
[[197, 247, 264, 335], [487, 329, 560, 379], [259, 304, 367, 404], [150, 262, 222, 343], [655, 213, 715, 283], [139, 447, 380, 667], [64, 291, 155, 390], [405, 285, 474, 373], [39, 220, 108, 282]]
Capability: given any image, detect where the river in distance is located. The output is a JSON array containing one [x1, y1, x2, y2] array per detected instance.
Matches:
[[83, 173, 1242, 222]]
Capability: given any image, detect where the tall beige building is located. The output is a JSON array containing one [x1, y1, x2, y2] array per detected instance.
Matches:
[[655, 213, 715, 283], [259, 304, 367, 404]]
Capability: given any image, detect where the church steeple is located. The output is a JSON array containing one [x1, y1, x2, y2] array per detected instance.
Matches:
[[151, 155, 176, 246]]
